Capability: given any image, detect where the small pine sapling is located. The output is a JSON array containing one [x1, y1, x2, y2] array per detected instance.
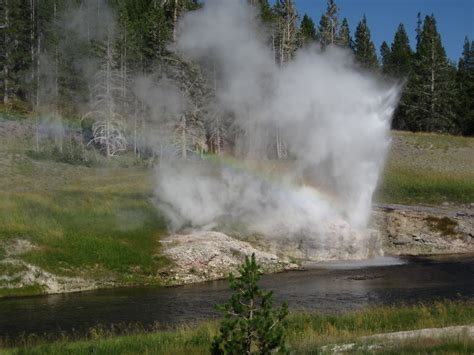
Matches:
[[211, 253, 288, 354]]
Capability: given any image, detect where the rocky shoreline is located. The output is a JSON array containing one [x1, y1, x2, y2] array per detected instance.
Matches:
[[159, 231, 300, 285], [372, 203, 474, 255], [1, 203, 473, 296], [160, 203, 474, 285]]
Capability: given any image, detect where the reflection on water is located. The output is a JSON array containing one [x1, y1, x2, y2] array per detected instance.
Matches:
[[0, 254, 473, 340], [304, 256, 406, 269]]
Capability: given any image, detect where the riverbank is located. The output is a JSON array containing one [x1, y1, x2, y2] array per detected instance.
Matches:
[[2, 300, 473, 354], [1, 206, 473, 298], [1, 253, 472, 341], [1, 117, 473, 297], [158, 203, 474, 286]]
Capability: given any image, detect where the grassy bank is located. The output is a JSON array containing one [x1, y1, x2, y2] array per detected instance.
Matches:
[[0, 118, 169, 296], [376, 131, 474, 205], [2, 301, 473, 354]]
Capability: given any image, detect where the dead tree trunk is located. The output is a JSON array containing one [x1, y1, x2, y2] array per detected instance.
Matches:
[[54, 0, 62, 152], [35, 0, 41, 109], [30, 0, 35, 107], [180, 114, 187, 159], [105, 32, 112, 158], [172, 0, 178, 41], [3, 0, 9, 105], [429, 37, 435, 132]]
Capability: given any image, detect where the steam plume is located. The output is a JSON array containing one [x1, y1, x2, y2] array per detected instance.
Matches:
[[155, 0, 400, 258]]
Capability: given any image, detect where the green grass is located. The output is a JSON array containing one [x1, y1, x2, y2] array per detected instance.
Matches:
[[0, 284, 45, 298], [1, 190, 167, 274], [375, 131, 474, 205], [376, 166, 474, 205], [0, 118, 170, 295], [0, 183, 170, 296], [2, 300, 473, 354]]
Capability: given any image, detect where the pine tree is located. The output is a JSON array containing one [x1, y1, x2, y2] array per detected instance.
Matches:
[[336, 17, 351, 48], [380, 41, 391, 73], [383, 23, 414, 130], [259, 0, 274, 23], [248, 0, 274, 23], [300, 13, 316, 46], [119, 0, 171, 72], [456, 37, 474, 135], [1, 0, 33, 106], [403, 15, 456, 132], [211, 254, 288, 354], [162, 0, 200, 42], [318, 0, 338, 48], [354, 15, 378, 69], [1, 0, 11, 105], [387, 23, 413, 77], [415, 12, 422, 51]]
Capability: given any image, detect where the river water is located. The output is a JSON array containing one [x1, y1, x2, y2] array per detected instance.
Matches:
[[0, 254, 473, 340]]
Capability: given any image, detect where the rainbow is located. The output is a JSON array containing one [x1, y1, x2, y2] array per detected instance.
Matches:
[[201, 153, 343, 214]]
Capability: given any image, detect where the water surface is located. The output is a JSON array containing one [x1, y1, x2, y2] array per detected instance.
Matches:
[[0, 254, 473, 340]]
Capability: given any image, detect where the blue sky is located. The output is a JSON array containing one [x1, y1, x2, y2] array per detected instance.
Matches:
[[286, 0, 474, 62]]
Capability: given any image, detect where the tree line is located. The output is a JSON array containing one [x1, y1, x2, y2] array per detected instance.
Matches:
[[0, 0, 473, 161], [296, 1, 473, 135]]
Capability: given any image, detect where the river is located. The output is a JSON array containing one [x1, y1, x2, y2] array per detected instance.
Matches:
[[0, 254, 473, 340]]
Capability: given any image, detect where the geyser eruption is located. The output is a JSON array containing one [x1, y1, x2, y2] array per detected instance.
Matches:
[[155, 0, 400, 260]]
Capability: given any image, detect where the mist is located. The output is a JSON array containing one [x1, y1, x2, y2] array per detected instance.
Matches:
[[154, 0, 400, 258]]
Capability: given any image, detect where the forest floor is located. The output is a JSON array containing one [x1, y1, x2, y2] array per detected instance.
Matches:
[[0, 116, 473, 297], [2, 300, 473, 354]]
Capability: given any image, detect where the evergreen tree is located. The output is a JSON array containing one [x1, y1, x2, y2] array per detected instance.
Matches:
[[162, 0, 200, 42], [35, 0, 65, 113], [259, 0, 274, 23], [211, 254, 288, 354], [336, 17, 351, 48], [403, 15, 456, 132], [380, 41, 391, 73], [387, 23, 413, 77], [318, 0, 338, 48], [415, 12, 423, 51], [1, 0, 33, 106], [456, 37, 474, 135], [248, 0, 274, 23], [300, 13, 317, 46], [1, 0, 11, 105], [354, 15, 378, 69], [383, 23, 414, 130], [119, 0, 171, 72]]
